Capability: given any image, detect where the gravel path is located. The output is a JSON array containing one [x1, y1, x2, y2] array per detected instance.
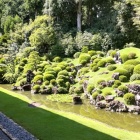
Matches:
[[0, 112, 38, 140]]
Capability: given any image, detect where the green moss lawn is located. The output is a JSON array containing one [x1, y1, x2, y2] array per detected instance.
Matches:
[[0, 87, 140, 140]]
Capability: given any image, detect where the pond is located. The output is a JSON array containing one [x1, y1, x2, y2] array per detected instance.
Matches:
[[1, 84, 140, 133]]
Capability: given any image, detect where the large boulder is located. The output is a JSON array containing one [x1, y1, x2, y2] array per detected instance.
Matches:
[[95, 101, 106, 109], [112, 73, 119, 80], [128, 105, 140, 114], [127, 84, 140, 95], [73, 96, 82, 104], [135, 94, 140, 106], [22, 84, 31, 91], [105, 95, 115, 103]]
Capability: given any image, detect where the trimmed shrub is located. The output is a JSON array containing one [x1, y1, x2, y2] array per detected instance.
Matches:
[[113, 80, 121, 88], [73, 52, 81, 58], [104, 57, 115, 64], [43, 74, 55, 81], [90, 63, 96, 68], [88, 50, 96, 56], [80, 67, 89, 75], [66, 66, 71, 72], [53, 67, 62, 73], [32, 85, 40, 91], [44, 71, 56, 76], [134, 64, 140, 74], [57, 79, 65, 86], [107, 65, 116, 71], [74, 86, 83, 94], [91, 55, 97, 61], [102, 91, 112, 97], [121, 54, 129, 63], [35, 71, 42, 76], [130, 74, 140, 81], [92, 92, 99, 99], [57, 75, 69, 82], [118, 85, 128, 93], [87, 84, 95, 94], [18, 66, 24, 72], [93, 58, 101, 63], [79, 53, 91, 65], [124, 59, 140, 66], [92, 66, 99, 72], [128, 52, 136, 59], [97, 60, 106, 67], [50, 79, 56, 85], [58, 70, 69, 76], [123, 93, 135, 105], [114, 68, 130, 77], [57, 87, 68, 94], [109, 50, 117, 57], [123, 65, 134, 74], [19, 62, 25, 67], [21, 58, 28, 64], [33, 75, 43, 83], [44, 80, 50, 85], [119, 75, 128, 82], [53, 56, 62, 62]]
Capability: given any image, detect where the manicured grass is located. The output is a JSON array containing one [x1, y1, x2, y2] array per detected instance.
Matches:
[[0, 87, 140, 140]]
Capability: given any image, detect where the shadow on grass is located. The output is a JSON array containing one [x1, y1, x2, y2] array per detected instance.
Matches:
[[0, 91, 119, 140]]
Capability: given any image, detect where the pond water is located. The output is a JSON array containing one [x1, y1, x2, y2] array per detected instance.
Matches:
[[1, 84, 140, 133]]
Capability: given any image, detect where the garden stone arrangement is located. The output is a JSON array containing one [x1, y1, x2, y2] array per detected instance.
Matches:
[[0, 112, 37, 140]]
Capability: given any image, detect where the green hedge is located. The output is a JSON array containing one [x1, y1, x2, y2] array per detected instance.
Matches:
[[123, 93, 135, 105]]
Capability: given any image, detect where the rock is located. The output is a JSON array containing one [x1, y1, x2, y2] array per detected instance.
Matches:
[[128, 105, 140, 114], [12, 86, 22, 91], [105, 95, 115, 103], [112, 73, 119, 80], [106, 80, 114, 87], [95, 102, 106, 109], [22, 84, 31, 91], [96, 95, 104, 102], [115, 89, 125, 97], [127, 84, 140, 95], [135, 94, 140, 106], [73, 96, 82, 104]]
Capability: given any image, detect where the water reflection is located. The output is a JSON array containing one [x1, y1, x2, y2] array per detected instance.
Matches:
[[1, 84, 140, 132]]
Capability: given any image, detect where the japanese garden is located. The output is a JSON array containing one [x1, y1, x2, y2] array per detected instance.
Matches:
[[0, 0, 140, 140]]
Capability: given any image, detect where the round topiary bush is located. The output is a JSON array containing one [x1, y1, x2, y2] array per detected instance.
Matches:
[[43, 74, 55, 81], [50, 79, 56, 85], [124, 59, 140, 66], [123, 65, 134, 74], [58, 70, 69, 76], [79, 53, 91, 65], [118, 85, 128, 93], [53, 67, 62, 73], [74, 86, 83, 94], [58, 87, 68, 94], [44, 80, 50, 85], [57, 79, 65, 86], [92, 92, 99, 99], [18, 66, 24, 72], [87, 84, 95, 94], [128, 52, 136, 59], [57, 75, 69, 82], [114, 68, 130, 77], [130, 74, 140, 81], [123, 93, 135, 105], [90, 63, 96, 68], [93, 58, 101, 63], [107, 65, 116, 71], [32, 85, 40, 91], [113, 80, 121, 88], [73, 52, 81, 58], [134, 64, 140, 74], [102, 91, 112, 97], [88, 50, 96, 56], [119, 75, 128, 82], [53, 56, 62, 62], [92, 66, 99, 72], [121, 54, 129, 63], [97, 60, 106, 67], [97, 79, 106, 85], [33, 75, 43, 83], [91, 55, 97, 61], [104, 57, 115, 64]]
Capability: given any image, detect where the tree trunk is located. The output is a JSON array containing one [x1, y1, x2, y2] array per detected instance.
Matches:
[[77, 0, 82, 31]]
